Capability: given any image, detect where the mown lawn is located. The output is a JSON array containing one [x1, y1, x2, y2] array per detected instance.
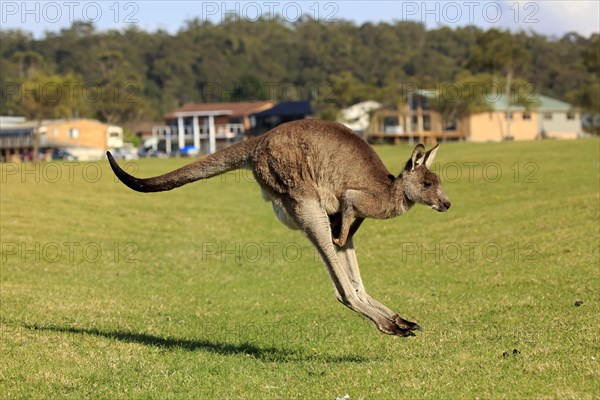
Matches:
[[1, 138, 599, 399]]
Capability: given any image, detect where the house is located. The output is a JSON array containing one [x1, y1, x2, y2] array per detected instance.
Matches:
[[0, 117, 37, 161], [125, 121, 161, 141], [249, 101, 313, 136], [464, 94, 582, 142], [363, 91, 467, 144], [154, 101, 274, 154], [360, 91, 581, 144], [0, 117, 123, 161]]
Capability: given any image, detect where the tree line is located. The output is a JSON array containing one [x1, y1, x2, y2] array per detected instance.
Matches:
[[1, 18, 598, 131]]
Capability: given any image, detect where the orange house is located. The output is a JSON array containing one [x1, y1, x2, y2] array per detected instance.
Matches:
[[463, 95, 582, 142], [0, 117, 123, 161], [360, 92, 581, 144], [41, 119, 123, 149], [465, 110, 540, 141]]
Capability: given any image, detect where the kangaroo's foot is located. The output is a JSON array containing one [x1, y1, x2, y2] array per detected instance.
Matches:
[[392, 314, 422, 331], [375, 314, 421, 336], [376, 318, 418, 337]]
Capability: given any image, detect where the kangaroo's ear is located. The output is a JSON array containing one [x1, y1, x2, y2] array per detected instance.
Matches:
[[424, 144, 439, 169], [404, 143, 426, 172]]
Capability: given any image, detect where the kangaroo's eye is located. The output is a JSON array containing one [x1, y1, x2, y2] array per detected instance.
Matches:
[[424, 181, 432, 188]]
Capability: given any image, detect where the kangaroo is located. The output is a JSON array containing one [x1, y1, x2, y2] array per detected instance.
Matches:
[[107, 119, 451, 336]]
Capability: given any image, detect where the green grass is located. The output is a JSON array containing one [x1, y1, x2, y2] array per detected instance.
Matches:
[[1, 138, 599, 399]]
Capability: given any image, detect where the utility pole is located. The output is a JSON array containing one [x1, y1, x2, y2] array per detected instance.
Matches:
[[407, 92, 414, 146]]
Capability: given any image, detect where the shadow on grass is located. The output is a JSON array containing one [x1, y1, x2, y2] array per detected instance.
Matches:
[[23, 323, 367, 363]]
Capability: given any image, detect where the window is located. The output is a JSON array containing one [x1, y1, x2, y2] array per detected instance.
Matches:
[[543, 113, 553, 120], [68, 128, 79, 139], [423, 115, 431, 132], [445, 117, 457, 131], [567, 112, 576, 120], [383, 116, 399, 127], [383, 116, 402, 134], [228, 125, 243, 134], [505, 112, 513, 120], [109, 131, 120, 138], [522, 112, 531, 120]]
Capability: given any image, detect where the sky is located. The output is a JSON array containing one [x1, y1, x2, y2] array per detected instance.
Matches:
[[1, 0, 598, 38]]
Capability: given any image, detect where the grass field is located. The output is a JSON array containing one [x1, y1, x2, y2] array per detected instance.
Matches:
[[1, 138, 599, 399]]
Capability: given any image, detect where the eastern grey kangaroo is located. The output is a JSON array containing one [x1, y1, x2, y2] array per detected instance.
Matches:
[[108, 119, 451, 336]]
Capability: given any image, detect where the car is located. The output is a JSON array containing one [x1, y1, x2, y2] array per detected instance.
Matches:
[[54, 149, 78, 160], [110, 146, 139, 160], [179, 145, 199, 157], [39, 149, 78, 161], [138, 147, 168, 158]]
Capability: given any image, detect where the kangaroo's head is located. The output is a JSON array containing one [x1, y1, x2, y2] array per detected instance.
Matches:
[[401, 144, 451, 212]]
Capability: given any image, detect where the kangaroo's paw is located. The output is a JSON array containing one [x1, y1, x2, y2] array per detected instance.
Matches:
[[391, 314, 422, 331]]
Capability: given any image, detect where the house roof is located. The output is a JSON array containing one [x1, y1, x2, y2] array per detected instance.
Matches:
[[415, 89, 438, 99], [124, 121, 162, 134], [480, 94, 573, 112], [415, 89, 573, 112], [164, 101, 274, 119], [0, 116, 27, 127], [0, 117, 114, 133], [252, 101, 313, 118]]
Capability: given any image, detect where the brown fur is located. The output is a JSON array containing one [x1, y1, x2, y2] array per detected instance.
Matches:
[[108, 119, 451, 336]]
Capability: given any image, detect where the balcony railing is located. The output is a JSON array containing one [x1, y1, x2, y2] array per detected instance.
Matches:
[[157, 124, 244, 139]]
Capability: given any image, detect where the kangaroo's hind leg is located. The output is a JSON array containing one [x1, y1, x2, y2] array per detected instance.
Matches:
[[287, 198, 414, 336], [336, 237, 421, 332], [329, 215, 421, 332]]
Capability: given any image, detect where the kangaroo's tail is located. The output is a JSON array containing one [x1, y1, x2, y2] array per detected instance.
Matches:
[[107, 136, 261, 193]]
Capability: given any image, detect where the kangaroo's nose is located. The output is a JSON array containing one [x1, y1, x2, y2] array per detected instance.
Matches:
[[443, 201, 451, 210]]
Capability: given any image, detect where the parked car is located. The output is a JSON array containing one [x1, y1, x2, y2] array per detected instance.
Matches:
[[110, 145, 139, 160], [38, 148, 78, 161], [179, 145, 199, 157], [52, 149, 78, 161], [138, 147, 168, 158]]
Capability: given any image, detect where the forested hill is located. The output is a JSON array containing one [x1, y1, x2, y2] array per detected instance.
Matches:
[[1, 18, 598, 124]]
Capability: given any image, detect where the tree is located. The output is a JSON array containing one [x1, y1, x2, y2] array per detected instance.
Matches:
[[326, 71, 374, 109], [1, 20, 595, 130], [429, 75, 492, 140], [92, 51, 154, 124], [468, 29, 530, 139], [11, 50, 45, 78], [17, 71, 87, 159]]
